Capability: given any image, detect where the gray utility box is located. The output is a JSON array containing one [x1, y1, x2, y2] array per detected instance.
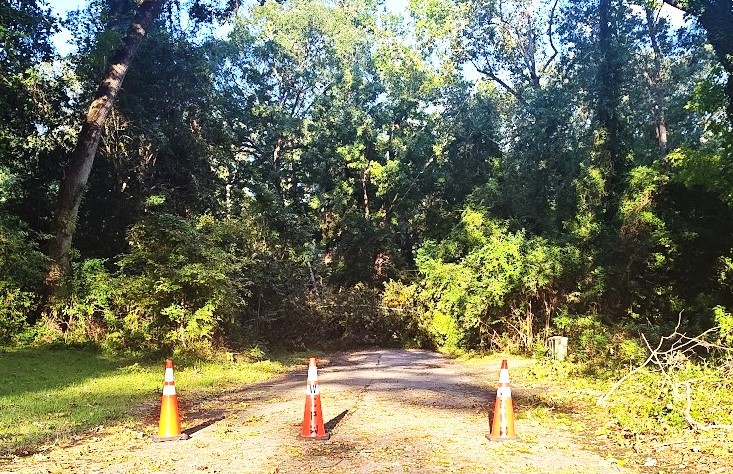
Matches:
[[548, 336, 568, 361]]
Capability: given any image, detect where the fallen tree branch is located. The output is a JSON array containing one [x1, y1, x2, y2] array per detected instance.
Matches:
[[598, 312, 733, 432]]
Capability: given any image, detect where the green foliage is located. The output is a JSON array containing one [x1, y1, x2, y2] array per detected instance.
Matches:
[[0, 215, 46, 341], [0, 1, 67, 232], [611, 165, 680, 321], [713, 305, 733, 346], [381, 279, 433, 348], [409, 207, 579, 351], [569, 164, 606, 241], [321, 284, 405, 347], [0, 288, 37, 342], [550, 313, 649, 367], [606, 361, 733, 440], [113, 213, 254, 351], [49, 209, 303, 352], [554, 313, 611, 361], [668, 144, 733, 206], [618, 338, 646, 366], [667, 62, 733, 202], [255, 282, 432, 351], [608, 368, 679, 435], [0, 0, 731, 373], [56, 258, 115, 343]]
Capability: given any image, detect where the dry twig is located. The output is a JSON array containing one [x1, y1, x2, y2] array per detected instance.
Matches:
[[597, 312, 733, 431]]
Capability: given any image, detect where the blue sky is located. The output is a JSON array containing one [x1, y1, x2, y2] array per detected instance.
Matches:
[[48, 0, 82, 15], [48, 0, 82, 55], [47, 0, 686, 57], [46, 0, 411, 55]]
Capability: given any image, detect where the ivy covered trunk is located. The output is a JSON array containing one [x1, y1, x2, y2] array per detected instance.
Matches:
[[663, 0, 733, 124], [696, 0, 733, 124]]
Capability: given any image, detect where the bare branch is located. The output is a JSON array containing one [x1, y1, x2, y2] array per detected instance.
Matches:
[[539, 0, 559, 75], [471, 60, 529, 107], [599, 312, 733, 431], [597, 332, 662, 405]]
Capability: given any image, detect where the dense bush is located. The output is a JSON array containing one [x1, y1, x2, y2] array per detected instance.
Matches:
[[44, 210, 302, 352], [112, 212, 252, 351], [0, 215, 47, 341], [394, 207, 581, 351], [43, 209, 429, 352], [236, 282, 431, 351]]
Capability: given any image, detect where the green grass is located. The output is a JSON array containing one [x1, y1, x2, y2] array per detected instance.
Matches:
[[0, 346, 294, 455]]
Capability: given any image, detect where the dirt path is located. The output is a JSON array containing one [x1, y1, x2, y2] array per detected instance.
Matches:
[[1, 349, 633, 474]]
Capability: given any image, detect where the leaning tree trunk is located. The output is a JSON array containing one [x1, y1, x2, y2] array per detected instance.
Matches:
[[45, 0, 164, 296]]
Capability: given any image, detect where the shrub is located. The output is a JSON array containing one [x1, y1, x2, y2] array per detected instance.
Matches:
[[713, 305, 733, 346], [0, 214, 47, 341], [57, 258, 116, 344], [410, 207, 579, 352], [113, 213, 250, 351], [0, 286, 38, 341], [553, 313, 610, 361]]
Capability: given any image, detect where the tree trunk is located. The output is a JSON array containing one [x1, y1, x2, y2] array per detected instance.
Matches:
[[45, 0, 164, 295], [595, 0, 626, 207], [645, 6, 668, 157], [362, 165, 371, 219]]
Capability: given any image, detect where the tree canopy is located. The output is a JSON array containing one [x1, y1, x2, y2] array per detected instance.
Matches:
[[0, 0, 731, 354]]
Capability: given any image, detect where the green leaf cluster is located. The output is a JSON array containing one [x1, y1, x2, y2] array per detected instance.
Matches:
[[408, 207, 577, 350]]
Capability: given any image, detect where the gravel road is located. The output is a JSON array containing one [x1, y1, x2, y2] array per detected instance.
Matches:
[[1, 349, 634, 474]]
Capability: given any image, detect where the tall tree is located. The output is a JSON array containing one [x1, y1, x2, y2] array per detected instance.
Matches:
[[460, 0, 560, 104], [45, 0, 164, 294], [594, 0, 628, 207], [643, 4, 669, 156], [0, 0, 59, 200]]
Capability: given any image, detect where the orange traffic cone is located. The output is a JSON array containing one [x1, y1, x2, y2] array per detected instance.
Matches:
[[298, 357, 330, 440], [487, 359, 518, 441], [152, 359, 189, 442]]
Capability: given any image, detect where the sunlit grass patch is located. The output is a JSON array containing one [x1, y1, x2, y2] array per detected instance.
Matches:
[[0, 346, 293, 455]]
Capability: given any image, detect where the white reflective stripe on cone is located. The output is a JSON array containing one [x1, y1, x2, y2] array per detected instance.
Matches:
[[307, 364, 318, 383], [496, 385, 511, 398], [163, 383, 176, 396]]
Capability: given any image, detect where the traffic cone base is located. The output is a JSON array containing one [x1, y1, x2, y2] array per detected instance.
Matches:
[[486, 432, 518, 441], [298, 357, 330, 441], [298, 432, 331, 441], [152, 432, 190, 442]]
